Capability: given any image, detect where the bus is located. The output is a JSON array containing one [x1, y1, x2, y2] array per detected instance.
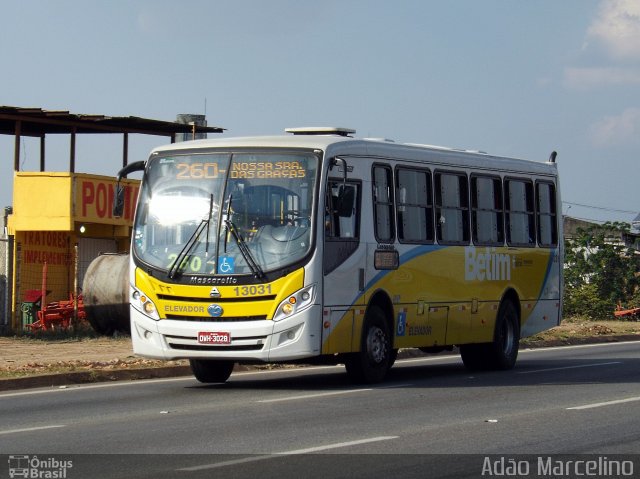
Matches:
[[114, 127, 562, 384]]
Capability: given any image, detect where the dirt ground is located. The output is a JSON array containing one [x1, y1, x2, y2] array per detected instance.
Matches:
[[1, 318, 639, 380], [0, 335, 187, 379]]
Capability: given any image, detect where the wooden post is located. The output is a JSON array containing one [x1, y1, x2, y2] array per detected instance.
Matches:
[[13, 120, 21, 171], [69, 127, 76, 173], [41, 261, 48, 323], [122, 132, 129, 168], [40, 135, 46, 172], [73, 243, 79, 328]]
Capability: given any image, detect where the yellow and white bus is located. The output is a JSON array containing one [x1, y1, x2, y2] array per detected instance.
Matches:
[[115, 127, 562, 384]]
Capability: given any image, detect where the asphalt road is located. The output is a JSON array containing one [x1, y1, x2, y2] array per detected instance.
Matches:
[[1, 341, 639, 479]]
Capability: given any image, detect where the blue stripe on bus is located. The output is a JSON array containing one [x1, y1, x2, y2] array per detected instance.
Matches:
[[536, 248, 558, 302], [363, 244, 445, 293]]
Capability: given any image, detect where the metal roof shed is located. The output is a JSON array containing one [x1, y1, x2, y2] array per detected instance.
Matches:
[[0, 105, 225, 172]]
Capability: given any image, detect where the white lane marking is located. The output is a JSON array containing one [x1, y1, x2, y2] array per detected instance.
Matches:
[[520, 340, 639, 353], [257, 388, 372, 403], [0, 425, 65, 435], [395, 355, 459, 364], [0, 376, 193, 398], [178, 454, 275, 471], [178, 436, 399, 471], [517, 361, 621, 374], [278, 436, 399, 454], [567, 396, 640, 410]]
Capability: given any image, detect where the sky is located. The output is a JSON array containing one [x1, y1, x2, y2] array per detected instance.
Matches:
[[1, 0, 639, 224]]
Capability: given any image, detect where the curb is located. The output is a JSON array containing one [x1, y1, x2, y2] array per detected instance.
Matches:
[[0, 366, 193, 392]]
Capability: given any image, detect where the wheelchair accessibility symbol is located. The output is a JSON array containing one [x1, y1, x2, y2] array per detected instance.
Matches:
[[218, 256, 235, 274], [396, 311, 406, 337]]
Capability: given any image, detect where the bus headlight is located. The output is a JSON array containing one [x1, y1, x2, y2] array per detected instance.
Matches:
[[131, 287, 160, 320], [273, 284, 316, 322]]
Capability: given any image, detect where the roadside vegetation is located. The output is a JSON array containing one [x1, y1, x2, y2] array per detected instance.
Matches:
[[564, 222, 640, 321]]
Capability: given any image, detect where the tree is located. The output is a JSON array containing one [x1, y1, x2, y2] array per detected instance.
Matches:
[[564, 222, 640, 320]]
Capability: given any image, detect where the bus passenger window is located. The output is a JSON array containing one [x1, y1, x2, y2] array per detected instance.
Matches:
[[471, 175, 504, 245], [536, 181, 557, 247], [435, 172, 470, 244], [396, 167, 433, 243], [505, 179, 535, 246]]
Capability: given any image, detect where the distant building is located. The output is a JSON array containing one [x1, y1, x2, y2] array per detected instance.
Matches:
[[564, 215, 640, 251]]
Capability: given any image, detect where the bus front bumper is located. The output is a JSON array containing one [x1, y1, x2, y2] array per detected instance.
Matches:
[[130, 305, 322, 362]]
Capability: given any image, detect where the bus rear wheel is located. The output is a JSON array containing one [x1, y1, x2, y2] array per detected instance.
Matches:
[[460, 300, 520, 371], [345, 306, 393, 384], [189, 359, 235, 383]]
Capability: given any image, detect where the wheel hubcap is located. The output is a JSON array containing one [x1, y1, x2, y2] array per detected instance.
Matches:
[[367, 327, 387, 364]]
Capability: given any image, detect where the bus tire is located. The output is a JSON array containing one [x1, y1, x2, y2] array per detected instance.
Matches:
[[459, 343, 487, 371], [189, 359, 235, 383], [460, 300, 520, 371], [389, 348, 399, 368], [345, 306, 392, 384], [490, 300, 520, 370]]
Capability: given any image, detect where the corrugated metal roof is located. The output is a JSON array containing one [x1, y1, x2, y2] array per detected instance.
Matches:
[[0, 105, 224, 137]]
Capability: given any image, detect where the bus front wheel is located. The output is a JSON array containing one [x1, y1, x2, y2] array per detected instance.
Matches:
[[345, 306, 393, 384], [189, 359, 235, 383], [460, 300, 520, 371]]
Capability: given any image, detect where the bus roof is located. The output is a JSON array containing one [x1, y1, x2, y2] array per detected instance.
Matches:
[[150, 129, 558, 176]]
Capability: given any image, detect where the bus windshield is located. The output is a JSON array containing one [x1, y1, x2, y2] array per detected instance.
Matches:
[[133, 151, 318, 277]]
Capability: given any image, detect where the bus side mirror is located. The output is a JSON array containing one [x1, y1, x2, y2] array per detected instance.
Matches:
[[113, 183, 126, 218], [337, 185, 355, 217], [113, 160, 145, 218]]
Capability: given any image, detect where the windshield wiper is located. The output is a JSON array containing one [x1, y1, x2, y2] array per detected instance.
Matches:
[[168, 194, 214, 279], [223, 194, 265, 279], [204, 194, 214, 257]]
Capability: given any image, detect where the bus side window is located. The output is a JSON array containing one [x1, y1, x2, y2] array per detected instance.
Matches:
[[471, 175, 504, 245], [505, 178, 535, 246], [396, 167, 433, 243], [435, 171, 470, 244], [373, 165, 395, 242], [536, 181, 557, 247]]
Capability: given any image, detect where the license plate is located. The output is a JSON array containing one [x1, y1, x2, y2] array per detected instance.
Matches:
[[197, 331, 231, 344]]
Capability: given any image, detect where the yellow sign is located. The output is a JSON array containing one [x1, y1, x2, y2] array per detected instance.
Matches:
[[75, 176, 139, 224], [22, 231, 70, 266]]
